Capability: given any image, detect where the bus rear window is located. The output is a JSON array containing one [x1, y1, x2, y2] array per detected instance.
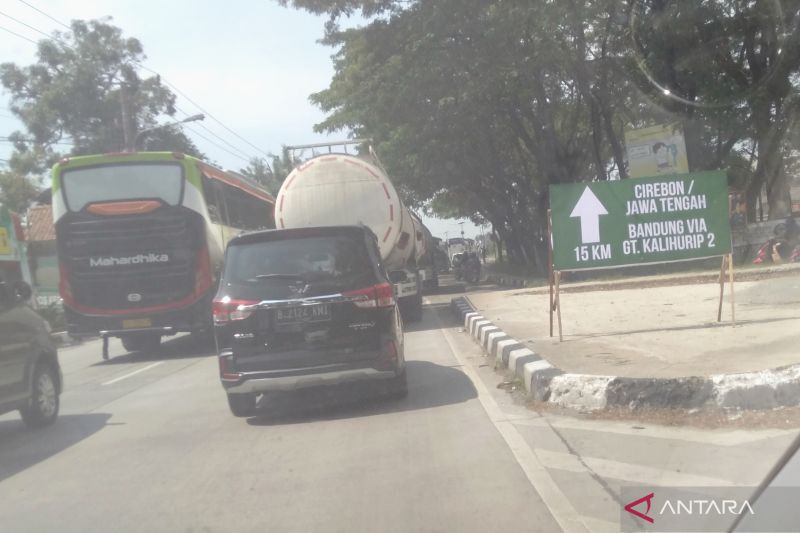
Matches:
[[61, 163, 183, 211]]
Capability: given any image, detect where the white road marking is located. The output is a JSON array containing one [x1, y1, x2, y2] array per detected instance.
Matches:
[[438, 317, 592, 533], [512, 416, 797, 447], [102, 362, 164, 386], [533, 448, 749, 487]]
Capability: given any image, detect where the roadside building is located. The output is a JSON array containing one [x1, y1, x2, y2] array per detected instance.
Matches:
[[25, 204, 60, 307]]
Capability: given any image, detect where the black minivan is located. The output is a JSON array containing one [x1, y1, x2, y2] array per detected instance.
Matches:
[[0, 276, 62, 428], [213, 225, 407, 417]]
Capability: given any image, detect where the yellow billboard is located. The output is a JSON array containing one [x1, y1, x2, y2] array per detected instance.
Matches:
[[624, 122, 689, 178], [0, 227, 10, 256]]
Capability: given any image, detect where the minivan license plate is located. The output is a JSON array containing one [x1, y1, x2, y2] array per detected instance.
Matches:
[[275, 304, 331, 324]]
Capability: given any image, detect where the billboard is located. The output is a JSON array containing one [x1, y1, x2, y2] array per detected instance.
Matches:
[[0, 205, 21, 261], [625, 122, 689, 178]]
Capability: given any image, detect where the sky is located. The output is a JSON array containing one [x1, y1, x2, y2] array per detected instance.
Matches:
[[0, 0, 483, 238]]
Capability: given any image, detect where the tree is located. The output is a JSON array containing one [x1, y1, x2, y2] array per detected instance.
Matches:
[[629, 0, 800, 219], [0, 171, 40, 214], [0, 18, 201, 177], [281, 0, 800, 270], [238, 149, 298, 195]]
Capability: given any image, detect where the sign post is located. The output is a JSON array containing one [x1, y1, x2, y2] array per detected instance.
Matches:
[[547, 209, 554, 338], [550, 171, 734, 335]]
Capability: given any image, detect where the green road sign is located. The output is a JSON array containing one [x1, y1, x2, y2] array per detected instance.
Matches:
[[550, 171, 731, 271]]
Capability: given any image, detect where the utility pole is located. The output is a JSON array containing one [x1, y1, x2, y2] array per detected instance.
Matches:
[[119, 82, 134, 152], [133, 114, 205, 151]]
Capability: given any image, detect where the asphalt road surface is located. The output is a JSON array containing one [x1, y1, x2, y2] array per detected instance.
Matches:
[[1, 292, 797, 532]]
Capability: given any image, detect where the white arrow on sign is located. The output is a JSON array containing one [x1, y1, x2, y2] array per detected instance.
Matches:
[[569, 186, 608, 243]]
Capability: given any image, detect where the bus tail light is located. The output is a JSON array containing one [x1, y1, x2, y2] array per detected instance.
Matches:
[[58, 261, 74, 306], [195, 247, 213, 296], [212, 297, 259, 325]]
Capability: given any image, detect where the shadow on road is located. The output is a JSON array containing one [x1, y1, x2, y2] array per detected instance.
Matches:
[[245, 359, 478, 427], [0, 413, 113, 483], [403, 303, 454, 333], [92, 334, 216, 367], [427, 283, 467, 295]]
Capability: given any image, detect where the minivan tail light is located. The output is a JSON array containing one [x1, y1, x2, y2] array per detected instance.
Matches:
[[212, 297, 258, 324], [344, 282, 395, 308], [375, 282, 395, 307]]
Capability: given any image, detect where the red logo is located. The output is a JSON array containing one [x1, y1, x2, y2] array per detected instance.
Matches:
[[625, 492, 655, 524]]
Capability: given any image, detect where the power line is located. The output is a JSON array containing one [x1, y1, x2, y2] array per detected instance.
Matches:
[[16, 0, 71, 30], [182, 124, 251, 164], [135, 62, 272, 159], [0, 140, 73, 146], [6, 0, 272, 163], [174, 105, 255, 161], [0, 9, 52, 39], [0, 24, 39, 45]]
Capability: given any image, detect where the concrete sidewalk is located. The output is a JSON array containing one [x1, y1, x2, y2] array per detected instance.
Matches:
[[467, 273, 800, 379]]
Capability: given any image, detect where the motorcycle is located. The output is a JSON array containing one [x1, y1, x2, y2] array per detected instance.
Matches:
[[453, 253, 481, 283], [753, 219, 800, 264]]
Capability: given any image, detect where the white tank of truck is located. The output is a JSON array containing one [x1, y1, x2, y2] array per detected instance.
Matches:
[[275, 142, 431, 320]]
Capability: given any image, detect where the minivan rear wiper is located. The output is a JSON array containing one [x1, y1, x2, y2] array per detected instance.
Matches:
[[254, 274, 306, 281]]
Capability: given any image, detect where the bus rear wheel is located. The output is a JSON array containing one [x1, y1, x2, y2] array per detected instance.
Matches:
[[121, 333, 162, 353]]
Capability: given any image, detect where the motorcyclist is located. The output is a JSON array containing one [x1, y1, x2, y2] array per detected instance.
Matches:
[[464, 252, 481, 283], [754, 216, 800, 264]]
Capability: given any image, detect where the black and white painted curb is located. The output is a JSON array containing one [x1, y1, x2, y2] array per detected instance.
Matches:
[[450, 296, 800, 411]]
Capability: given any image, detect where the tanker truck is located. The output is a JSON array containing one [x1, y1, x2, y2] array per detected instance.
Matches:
[[275, 140, 432, 321]]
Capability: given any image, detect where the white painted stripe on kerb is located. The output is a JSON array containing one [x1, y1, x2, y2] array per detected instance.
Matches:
[[439, 323, 590, 532], [523, 360, 553, 393], [463, 312, 479, 329], [480, 326, 500, 346], [102, 362, 164, 386], [467, 314, 483, 333], [486, 330, 506, 351], [494, 339, 519, 360], [471, 320, 490, 339], [508, 348, 535, 373]]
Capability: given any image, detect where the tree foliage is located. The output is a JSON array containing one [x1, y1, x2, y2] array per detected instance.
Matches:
[[0, 170, 40, 214], [0, 18, 201, 177], [282, 0, 800, 271], [238, 149, 298, 196]]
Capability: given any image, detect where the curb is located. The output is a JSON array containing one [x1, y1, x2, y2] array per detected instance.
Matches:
[[484, 273, 529, 288], [450, 297, 800, 411]]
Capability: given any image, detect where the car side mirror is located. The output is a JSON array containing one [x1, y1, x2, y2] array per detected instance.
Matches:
[[12, 281, 32, 302]]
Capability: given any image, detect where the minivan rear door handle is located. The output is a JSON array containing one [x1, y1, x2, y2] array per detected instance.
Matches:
[[243, 294, 363, 310]]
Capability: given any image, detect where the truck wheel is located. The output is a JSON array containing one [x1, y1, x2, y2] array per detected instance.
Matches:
[[121, 333, 161, 353], [227, 393, 257, 417], [20, 363, 60, 428], [190, 328, 215, 348], [403, 294, 423, 323]]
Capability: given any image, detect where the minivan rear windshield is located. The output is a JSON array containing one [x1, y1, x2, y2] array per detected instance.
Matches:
[[224, 234, 375, 297]]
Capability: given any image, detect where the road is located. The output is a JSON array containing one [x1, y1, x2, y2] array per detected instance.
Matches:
[[1, 288, 798, 532]]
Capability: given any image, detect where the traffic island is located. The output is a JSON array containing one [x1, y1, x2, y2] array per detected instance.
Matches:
[[451, 275, 800, 411]]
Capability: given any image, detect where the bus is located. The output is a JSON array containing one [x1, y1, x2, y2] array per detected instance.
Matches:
[[52, 152, 275, 356]]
